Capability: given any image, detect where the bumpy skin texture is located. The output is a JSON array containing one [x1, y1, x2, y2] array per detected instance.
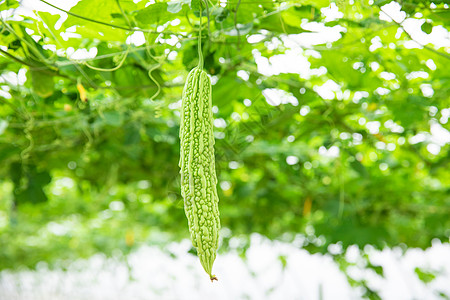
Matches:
[[179, 67, 220, 280]]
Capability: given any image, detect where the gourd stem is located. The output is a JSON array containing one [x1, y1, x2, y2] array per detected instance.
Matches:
[[197, 1, 203, 70]]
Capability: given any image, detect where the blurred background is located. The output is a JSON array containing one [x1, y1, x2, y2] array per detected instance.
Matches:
[[0, 0, 449, 299]]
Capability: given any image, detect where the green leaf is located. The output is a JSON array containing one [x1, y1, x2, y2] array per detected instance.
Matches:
[[134, 2, 174, 26], [167, 2, 182, 14], [11, 165, 51, 205], [421, 22, 432, 34], [65, 0, 129, 41], [9, 162, 22, 187], [124, 123, 141, 145], [29, 70, 54, 98], [301, 0, 330, 8], [281, 7, 302, 27], [259, 7, 310, 34], [211, 7, 229, 23], [103, 111, 123, 126], [0, 0, 19, 11], [414, 267, 436, 284], [224, 23, 253, 36], [190, 0, 201, 11], [36, 12, 62, 33], [350, 159, 369, 177], [278, 255, 287, 270], [167, 0, 190, 14], [429, 10, 450, 24], [375, 0, 392, 5]]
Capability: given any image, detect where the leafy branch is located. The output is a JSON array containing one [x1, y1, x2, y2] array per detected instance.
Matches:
[[38, 0, 185, 36], [379, 6, 450, 60]]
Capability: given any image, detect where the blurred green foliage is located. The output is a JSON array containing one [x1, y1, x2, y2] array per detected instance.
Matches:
[[0, 0, 449, 293]]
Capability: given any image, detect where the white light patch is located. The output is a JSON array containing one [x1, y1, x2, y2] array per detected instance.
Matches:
[[375, 87, 390, 95], [309, 66, 328, 78], [109, 201, 125, 211], [402, 19, 450, 49], [171, 19, 181, 26], [426, 59, 437, 71], [376, 141, 386, 150], [213, 118, 227, 128], [328, 146, 340, 157], [231, 112, 241, 122], [420, 84, 434, 98], [300, 105, 310, 116], [379, 2, 406, 23], [314, 80, 340, 100], [46, 222, 70, 236], [340, 132, 351, 140], [366, 121, 380, 134], [43, 44, 57, 51], [253, 48, 311, 78], [60, 31, 82, 41], [164, 35, 179, 46], [0, 89, 11, 99], [247, 34, 266, 44], [286, 24, 346, 49], [286, 156, 299, 165], [406, 71, 429, 80], [168, 100, 181, 110], [264, 37, 282, 51], [359, 118, 366, 126], [427, 144, 440, 155], [395, 28, 403, 39], [319, 146, 340, 158], [379, 72, 396, 80], [167, 51, 177, 61], [68, 47, 97, 60], [387, 143, 396, 151], [370, 62, 380, 72], [384, 119, 404, 133], [321, 3, 343, 22], [210, 76, 218, 85], [0, 120, 8, 135], [353, 62, 364, 70], [220, 181, 231, 191], [137, 180, 150, 189], [369, 36, 383, 52], [379, 163, 388, 171], [353, 91, 369, 103], [1, 69, 27, 86], [409, 133, 428, 144], [430, 122, 450, 146], [229, 161, 239, 169], [440, 108, 449, 124], [214, 132, 225, 139], [429, 106, 438, 117], [353, 133, 363, 145], [237, 70, 250, 81], [262, 88, 298, 106]]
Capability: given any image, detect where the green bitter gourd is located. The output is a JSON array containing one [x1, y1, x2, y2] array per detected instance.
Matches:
[[179, 66, 220, 281]]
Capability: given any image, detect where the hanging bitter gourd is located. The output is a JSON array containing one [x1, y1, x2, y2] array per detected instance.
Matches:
[[179, 66, 220, 281]]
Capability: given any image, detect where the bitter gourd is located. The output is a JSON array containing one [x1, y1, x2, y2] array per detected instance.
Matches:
[[179, 66, 220, 281]]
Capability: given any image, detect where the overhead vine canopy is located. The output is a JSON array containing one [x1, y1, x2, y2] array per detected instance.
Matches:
[[0, 0, 449, 292]]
